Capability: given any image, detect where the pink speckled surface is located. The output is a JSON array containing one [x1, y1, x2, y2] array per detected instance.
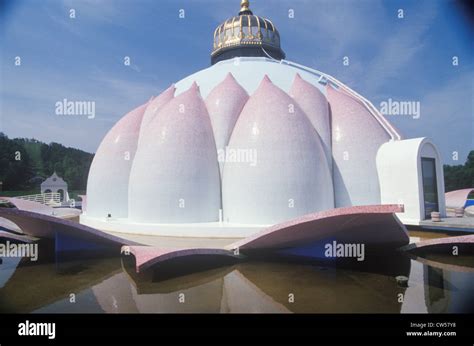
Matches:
[[86, 102, 148, 218], [327, 84, 391, 207], [138, 84, 175, 143], [0, 207, 141, 245], [2, 197, 54, 215], [205, 73, 248, 173], [289, 73, 331, 168], [402, 234, 474, 252], [338, 87, 403, 140], [98, 102, 148, 149], [0, 230, 35, 243], [445, 188, 474, 209], [125, 246, 237, 273], [223, 75, 333, 224], [228, 204, 408, 251], [128, 82, 221, 223]]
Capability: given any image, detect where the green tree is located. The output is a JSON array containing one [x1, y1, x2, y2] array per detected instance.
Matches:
[[444, 150, 474, 192], [0, 132, 94, 191], [0, 133, 35, 190]]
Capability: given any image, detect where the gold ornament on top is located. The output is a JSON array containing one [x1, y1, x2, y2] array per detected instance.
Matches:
[[240, 0, 250, 13], [212, 0, 281, 56]]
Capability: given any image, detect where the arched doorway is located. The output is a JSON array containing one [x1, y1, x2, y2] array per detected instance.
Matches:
[[57, 189, 65, 202]]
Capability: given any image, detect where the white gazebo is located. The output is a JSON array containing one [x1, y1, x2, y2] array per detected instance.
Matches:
[[41, 172, 69, 202]]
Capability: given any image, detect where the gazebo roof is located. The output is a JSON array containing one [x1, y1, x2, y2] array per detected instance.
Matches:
[[41, 172, 68, 188]]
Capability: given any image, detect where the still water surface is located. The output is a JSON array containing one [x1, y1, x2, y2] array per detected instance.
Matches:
[[0, 231, 473, 313]]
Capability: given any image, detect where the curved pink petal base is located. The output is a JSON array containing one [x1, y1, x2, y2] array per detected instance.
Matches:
[[0, 230, 36, 243], [123, 205, 408, 273], [0, 207, 140, 246], [400, 234, 474, 273], [228, 204, 408, 251], [123, 246, 239, 273], [1, 197, 55, 215], [445, 188, 474, 209], [1, 197, 81, 220], [401, 234, 474, 253]]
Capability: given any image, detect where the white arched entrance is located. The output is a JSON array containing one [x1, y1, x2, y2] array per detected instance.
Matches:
[[376, 137, 446, 225], [40, 172, 70, 202]]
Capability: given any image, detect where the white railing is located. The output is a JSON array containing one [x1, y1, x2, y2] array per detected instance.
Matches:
[[280, 60, 403, 141], [13, 192, 62, 206]]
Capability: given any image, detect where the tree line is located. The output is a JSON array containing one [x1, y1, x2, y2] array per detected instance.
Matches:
[[0, 133, 94, 191], [443, 150, 473, 192], [0, 132, 472, 194]]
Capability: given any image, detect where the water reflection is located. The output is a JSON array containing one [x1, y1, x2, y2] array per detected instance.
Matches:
[[0, 241, 473, 313], [0, 257, 22, 289], [423, 265, 474, 313], [0, 257, 122, 313]]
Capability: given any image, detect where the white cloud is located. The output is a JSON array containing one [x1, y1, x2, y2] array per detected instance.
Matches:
[[389, 70, 474, 163], [360, 2, 439, 95], [0, 63, 164, 152]]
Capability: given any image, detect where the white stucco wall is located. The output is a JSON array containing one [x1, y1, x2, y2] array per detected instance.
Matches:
[[376, 138, 446, 225]]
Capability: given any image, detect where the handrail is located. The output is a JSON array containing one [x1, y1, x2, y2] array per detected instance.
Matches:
[[12, 192, 62, 206]]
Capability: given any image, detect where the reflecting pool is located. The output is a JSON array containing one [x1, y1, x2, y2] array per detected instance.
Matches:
[[0, 232, 473, 313]]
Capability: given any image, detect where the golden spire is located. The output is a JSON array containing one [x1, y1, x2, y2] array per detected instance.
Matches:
[[239, 0, 252, 15]]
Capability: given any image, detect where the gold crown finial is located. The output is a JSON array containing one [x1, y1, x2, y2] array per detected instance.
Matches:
[[240, 0, 250, 12]]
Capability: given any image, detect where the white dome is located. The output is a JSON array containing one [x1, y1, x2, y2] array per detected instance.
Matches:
[[289, 73, 332, 170], [327, 85, 391, 207], [82, 57, 399, 237], [175, 57, 326, 98], [222, 75, 333, 224], [128, 82, 221, 223], [137, 84, 175, 146], [86, 102, 147, 218], [205, 73, 248, 175]]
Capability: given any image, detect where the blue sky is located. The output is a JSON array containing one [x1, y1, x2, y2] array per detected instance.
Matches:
[[0, 0, 472, 164]]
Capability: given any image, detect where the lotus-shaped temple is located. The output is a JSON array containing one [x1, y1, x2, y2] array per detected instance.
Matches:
[[79, 0, 446, 239]]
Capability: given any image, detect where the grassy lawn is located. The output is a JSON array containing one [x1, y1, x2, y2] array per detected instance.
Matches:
[[68, 191, 86, 200], [0, 189, 40, 197]]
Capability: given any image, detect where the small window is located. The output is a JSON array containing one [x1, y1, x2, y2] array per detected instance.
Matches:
[[421, 157, 439, 219]]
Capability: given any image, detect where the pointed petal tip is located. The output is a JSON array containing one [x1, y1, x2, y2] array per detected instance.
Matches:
[[257, 75, 273, 89], [189, 81, 200, 92], [219, 72, 236, 85], [289, 73, 303, 92]]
